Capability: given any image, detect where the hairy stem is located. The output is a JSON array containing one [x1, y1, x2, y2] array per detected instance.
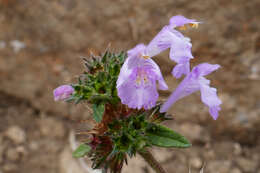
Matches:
[[138, 149, 169, 173]]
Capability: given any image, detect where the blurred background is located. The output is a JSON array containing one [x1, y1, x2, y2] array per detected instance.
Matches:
[[0, 0, 260, 173]]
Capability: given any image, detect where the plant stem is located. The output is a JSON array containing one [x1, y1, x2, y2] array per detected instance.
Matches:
[[138, 149, 169, 173]]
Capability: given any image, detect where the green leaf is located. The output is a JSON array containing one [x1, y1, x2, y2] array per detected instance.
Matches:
[[72, 144, 91, 158], [93, 103, 105, 122], [146, 124, 191, 148]]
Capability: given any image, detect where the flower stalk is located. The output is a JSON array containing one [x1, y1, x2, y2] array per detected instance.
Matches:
[[138, 149, 168, 173]]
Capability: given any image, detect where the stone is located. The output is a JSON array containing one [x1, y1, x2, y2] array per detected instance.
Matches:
[[207, 160, 231, 173], [3, 163, 17, 172], [29, 141, 40, 151], [236, 157, 257, 172], [233, 143, 242, 155], [6, 148, 20, 161], [10, 40, 26, 53], [5, 126, 26, 144], [190, 157, 203, 169], [230, 168, 242, 173]]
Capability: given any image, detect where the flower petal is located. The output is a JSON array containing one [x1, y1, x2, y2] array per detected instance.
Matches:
[[117, 56, 132, 88], [200, 84, 222, 120], [191, 63, 221, 78], [169, 15, 199, 29], [127, 43, 146, 58], [160, 76, 200, 113], [117, 70, 158, 110], [171, 58, 190, 79], [145, 26, 173, 57], [160, 63, 222, 119], [146, 58, 168, 90], [169, 35, 193, 63]]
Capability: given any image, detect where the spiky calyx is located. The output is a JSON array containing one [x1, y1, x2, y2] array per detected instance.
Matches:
[[69, 51, 126, 105]]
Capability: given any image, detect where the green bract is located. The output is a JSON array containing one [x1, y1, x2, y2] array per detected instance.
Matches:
[[70, 51, 126, 105], [73, 143, 91, 158]]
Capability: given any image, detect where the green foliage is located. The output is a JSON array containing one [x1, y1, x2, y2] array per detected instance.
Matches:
[[107, 114, 150, 158], [70, 51, 126, 105], [73, 144, 91, 158], [146, 124, 191, 148], [106, 111, 191, 160], [93, 103, 105, 123]]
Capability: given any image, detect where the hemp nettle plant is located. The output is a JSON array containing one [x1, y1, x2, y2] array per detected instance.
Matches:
[[53, 15, 222, 173]]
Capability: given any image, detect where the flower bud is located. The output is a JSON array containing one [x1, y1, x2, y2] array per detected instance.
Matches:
[[53, 85, 74, 101]]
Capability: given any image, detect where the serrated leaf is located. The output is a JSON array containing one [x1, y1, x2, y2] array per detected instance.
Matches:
[[93, 103, 105, 122], [146, 124, 191, 148], [72, 144, 91, 158]]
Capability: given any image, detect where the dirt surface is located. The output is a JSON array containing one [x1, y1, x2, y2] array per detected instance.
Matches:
[[0, 0, 260, 173]]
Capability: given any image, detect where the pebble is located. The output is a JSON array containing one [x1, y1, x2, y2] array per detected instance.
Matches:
[[190, 157, 203, 169], [3, 163, 17, 172], [10, 40, 26, 53], [207, 160, 231, 173], [6, 148, 20, 161], [6, 145, 26, 162], [236, 157, 257, 172], [5, 126, 26, 144], [29, 141, 40, 151], [230, 168, 242, 173], [233, 143, 242, 155]]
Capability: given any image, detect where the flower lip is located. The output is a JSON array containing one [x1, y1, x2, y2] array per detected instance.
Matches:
[[160, 63, 221, 120], [169, 15, 200, 30]]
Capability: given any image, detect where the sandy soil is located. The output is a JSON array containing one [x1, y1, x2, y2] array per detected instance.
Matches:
[[0, 0, 260, 172]]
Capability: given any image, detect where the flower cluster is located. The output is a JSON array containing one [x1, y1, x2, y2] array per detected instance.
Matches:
[[52, 15, 223, 173], [117, 15, 222, 120]]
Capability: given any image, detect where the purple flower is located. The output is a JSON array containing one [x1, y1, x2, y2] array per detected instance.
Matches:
[[169, 15, 200, 30], [116, 15, 200, 109], [166, 15, 200, 78], [53, 85, 74, 101], [160, 63, 222, 120], [117, 44, 168, 110], [155, 26, 193, 78]]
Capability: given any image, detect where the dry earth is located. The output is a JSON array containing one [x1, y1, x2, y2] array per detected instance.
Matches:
[[0, 0, 260, 173]]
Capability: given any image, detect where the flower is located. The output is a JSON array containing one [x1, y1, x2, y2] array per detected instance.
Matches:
[[53, 85, 74, 101], [167, 15, 200, 78], [117, 44, 168, 110], [160, 63, 222, 120], [117, 15, 200, 110]]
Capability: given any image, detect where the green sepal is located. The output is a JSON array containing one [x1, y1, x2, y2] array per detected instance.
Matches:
[[93, 103, 105, 122], [72, 144, 91, 158], [146, 124, 191, 148]]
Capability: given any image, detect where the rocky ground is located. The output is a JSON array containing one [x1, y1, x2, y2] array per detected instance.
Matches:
[[0, 0, 260, 173]]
